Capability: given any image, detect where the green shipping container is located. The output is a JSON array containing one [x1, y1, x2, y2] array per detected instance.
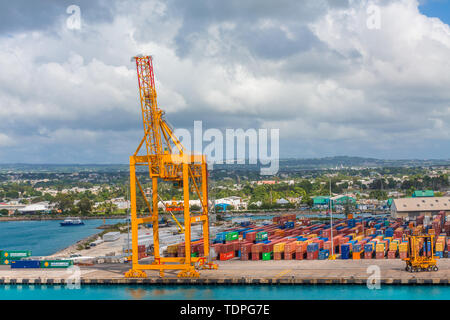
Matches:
[[0, 259, 13, 265], [226, 231, 239, 241], [262, 252, 272, 260], [256, 232, 268, 242], [191, 252, 198, 257], [1, 250, 32, 260], [40, 260, 73, 268]]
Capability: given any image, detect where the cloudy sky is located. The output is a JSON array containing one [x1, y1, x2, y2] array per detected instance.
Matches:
[[0, 0, 449, 163]]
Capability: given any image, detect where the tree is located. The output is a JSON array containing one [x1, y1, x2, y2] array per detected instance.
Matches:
[[301, 194, 313, 207], [77, 198, 93, 215], [0, 209, 8, 216], [52, 193, 74, 213]]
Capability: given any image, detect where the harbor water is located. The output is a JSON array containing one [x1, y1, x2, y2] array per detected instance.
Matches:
[[0, 284, 449, 300], [0, 219, 125, 256]]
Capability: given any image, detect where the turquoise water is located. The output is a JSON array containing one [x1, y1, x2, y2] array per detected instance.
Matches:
[[0, 284, 448, 300], [0, 219, 125, 256]]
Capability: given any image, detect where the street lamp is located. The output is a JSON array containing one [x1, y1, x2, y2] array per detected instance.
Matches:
[[329, 177, 336, 260]]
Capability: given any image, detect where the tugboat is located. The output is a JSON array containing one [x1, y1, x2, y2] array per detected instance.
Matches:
[[60, 217, 84, 226]]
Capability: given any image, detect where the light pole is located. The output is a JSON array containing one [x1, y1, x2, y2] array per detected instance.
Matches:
[[329, 177, 336, 260]]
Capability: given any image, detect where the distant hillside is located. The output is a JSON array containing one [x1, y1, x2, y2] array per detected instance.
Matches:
[[0, 156, 449, 172]]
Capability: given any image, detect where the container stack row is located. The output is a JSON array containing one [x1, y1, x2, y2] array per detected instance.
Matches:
[[0, 250, 73, 268]]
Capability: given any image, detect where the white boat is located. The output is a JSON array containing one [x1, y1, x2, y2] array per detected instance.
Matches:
[[60, 217, 84, 226]]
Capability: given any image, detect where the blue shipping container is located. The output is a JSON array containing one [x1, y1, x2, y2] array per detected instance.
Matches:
[[11, 260, 41, 269], [307, 243, 319, 252]]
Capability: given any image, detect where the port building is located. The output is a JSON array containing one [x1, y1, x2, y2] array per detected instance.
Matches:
[[412, 190, 434, 197], [390, 197, 450, 218]]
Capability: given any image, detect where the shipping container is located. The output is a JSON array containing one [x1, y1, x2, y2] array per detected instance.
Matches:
[[40, 260, 73, 268], [11, 260, 41, 269], [262, 252, 272, 260], [1, 250, 32, 260]]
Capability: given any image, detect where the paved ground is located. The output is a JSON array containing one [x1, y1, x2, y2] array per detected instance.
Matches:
[[0, 258, 448, 285]]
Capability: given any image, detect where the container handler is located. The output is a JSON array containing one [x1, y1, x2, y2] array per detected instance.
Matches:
[[403, 234, 438, 272]]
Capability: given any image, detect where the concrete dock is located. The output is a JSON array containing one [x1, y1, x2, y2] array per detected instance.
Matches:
[[0, 259, 449, 285]]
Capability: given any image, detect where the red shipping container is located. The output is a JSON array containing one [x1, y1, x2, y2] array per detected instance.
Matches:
[[307, 251, 318, 260], [376, 251, 385, 259], [220, 251, 235, 261], [214, 244, 223, 254], [284, 252, 293, 260], [240, 253, 249, 261], [138, 245, 146, 252], [273, 252, 282, 260], [251, 252, 260, 261], [364, 251, 373, 259], [284, 242, 296, 254], [240, 243, 252, 254], [399, 252, 408, 260], [387, 250, 396, 259], [295, 251, 305, 260], [245, 232, 256, 242], [262, 243, 273, 253]]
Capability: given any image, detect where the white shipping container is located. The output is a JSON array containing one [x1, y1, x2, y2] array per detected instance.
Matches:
[[103, 232, 121, 242]]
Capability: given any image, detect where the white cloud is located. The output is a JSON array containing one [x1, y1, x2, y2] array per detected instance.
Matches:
[[0, 0, 449, 162]]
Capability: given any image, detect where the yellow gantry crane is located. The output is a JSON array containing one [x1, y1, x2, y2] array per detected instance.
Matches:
[[125, 55, 217, 278]]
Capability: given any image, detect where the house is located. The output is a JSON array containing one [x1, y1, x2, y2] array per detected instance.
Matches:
[[276, 198, 290, 205], [18, 202, 51, 214], [214, 196, 247, 210]]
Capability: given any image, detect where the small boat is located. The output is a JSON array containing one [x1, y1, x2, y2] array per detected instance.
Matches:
[[60, 217, 84, 226]]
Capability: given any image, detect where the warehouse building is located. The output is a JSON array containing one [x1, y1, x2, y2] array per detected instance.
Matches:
[[313, 196, 329, 206], [390, 197, 450, 218], [412, 190, 434, 197], [330, 195, 356, 205]]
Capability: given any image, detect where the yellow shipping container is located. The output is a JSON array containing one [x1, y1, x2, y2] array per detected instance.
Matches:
[[167, 245, 178, 254], [376, 243, 385, 252], [435, 242, 444, 252], [389, 242, 398, 251], [399, 243, 408, 252], [274, 243, 286, 253]]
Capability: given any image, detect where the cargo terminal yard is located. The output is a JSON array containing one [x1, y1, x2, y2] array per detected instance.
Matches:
[[0, 212, 449, 285]]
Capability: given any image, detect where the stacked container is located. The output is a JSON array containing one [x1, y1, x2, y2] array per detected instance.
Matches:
[[340, 244, 351, 260], [307, 242, 319, 260], [0, 250, 32, 265]]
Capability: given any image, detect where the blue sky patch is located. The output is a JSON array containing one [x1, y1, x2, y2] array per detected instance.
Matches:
[[419, 0, 450, 25]]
